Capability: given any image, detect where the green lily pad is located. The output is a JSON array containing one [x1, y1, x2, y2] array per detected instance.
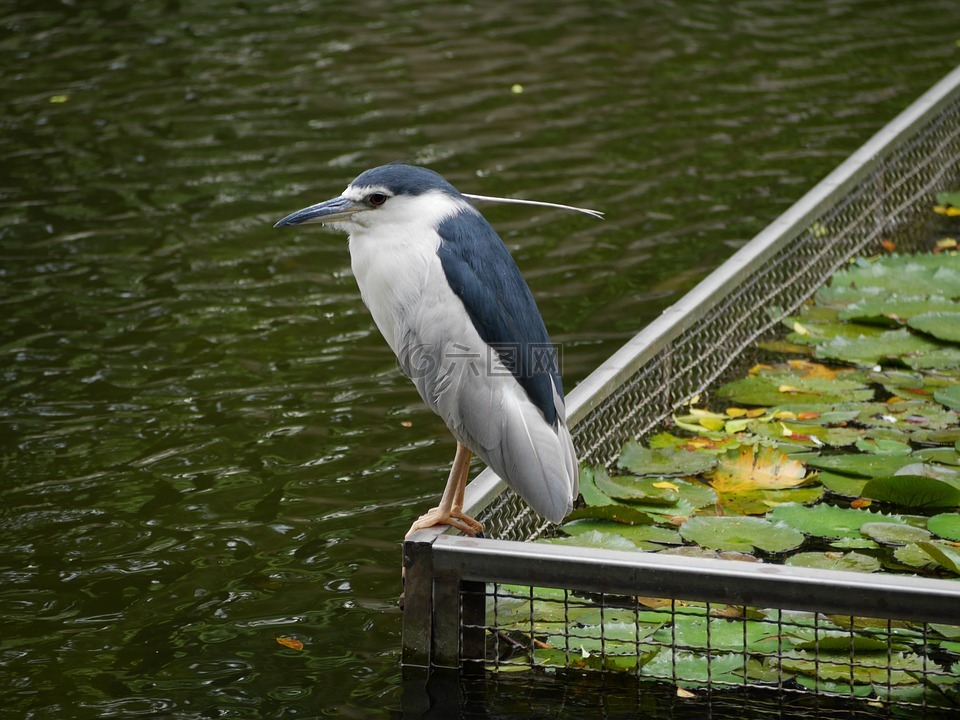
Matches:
[[617, 440, 718, 477], [893, 543, 940, 569], [595, 472, 680, 505], [936, 190, 960, 207], [862, 474, 960, 508], [860, 521, 932, 545], [913, 447, 960, 466], [803, 454, 915, 478], [781, 649, 928, 685], [566, 504, 658, 525], [717, 373, 874, 406], [935, 384, 960, 412], [903, 345, 960, 371], [641, 650, 745, 686], [829, 537, 879, 550], [651, 615, 783, 654], [858, 400, 958, 432], [767, 503, 904, 539], [547, 621, 662, 656], [819, 471, 868, 497], [854, 437, 913, 456], [750, 420, 863, 449], [908, 311, 960, 343], [840, 295, 957, 325], [678, 516, 804, 553], [816, 329, 947, 368], [657, 545, 759, 563], [784, 551, 880, 573], [543, 530, 642, 552], [561, 520, 681, 545], [928, 513, 960, 541], [827, 255, 960, 297], [578, 466, 615, 507], [916, 541, 960, 575], [786, 319, 887, 347]]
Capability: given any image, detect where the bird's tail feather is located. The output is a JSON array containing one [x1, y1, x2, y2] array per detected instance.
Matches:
[[492, 387, 579, 523]]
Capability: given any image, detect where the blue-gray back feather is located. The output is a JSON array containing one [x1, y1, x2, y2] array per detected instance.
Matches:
[[436, 209, 563, 427]]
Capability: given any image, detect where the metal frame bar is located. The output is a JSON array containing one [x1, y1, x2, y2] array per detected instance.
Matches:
[[402, 64, 960, 675]]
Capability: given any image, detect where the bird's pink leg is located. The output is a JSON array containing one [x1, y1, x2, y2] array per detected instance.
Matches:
[[405, 442, 484, 538]]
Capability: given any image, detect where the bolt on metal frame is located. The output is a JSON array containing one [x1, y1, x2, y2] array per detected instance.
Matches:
[[402, 65, 960, 707]]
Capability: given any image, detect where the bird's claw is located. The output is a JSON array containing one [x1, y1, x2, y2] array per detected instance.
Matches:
[[404, 507, 484, 539]]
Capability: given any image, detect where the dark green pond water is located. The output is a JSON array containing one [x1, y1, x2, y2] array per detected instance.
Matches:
[[2, 1, 959, 717]]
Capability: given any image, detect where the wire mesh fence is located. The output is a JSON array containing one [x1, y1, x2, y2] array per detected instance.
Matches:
[[402, 66, 960, 714]]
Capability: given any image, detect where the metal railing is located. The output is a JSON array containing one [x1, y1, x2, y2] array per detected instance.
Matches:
[[402, 65, 960, 712]]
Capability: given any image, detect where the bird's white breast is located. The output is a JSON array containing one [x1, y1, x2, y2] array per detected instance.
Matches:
[[347, 190, 474, 355]]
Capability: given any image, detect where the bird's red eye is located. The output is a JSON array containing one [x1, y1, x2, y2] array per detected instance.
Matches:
[[368, 193, 388, 206]]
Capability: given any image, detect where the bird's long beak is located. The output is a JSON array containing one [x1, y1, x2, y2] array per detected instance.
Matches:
[[273, 195, 364, 228]]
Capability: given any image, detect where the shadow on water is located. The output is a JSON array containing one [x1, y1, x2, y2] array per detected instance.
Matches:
[[1, 0, 959, 717]]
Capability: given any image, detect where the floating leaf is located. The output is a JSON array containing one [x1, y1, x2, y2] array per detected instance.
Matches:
[[710, 486, 824, 516], [768, 503, 904, 539], [862, 474, 960, 508], [816, 329, 947, 368], [562, 520, 680, 545], [916, 541, 960, 575], [784, 551, 880, 573], [594, 472, 680, 505], [908, 311, 960, 343], [893, 543, 939, 569], [651, 615, 783, 654], [928, 513, 960, 541], [936, 190, 960, 207], [827, 255, 960, 297], [935, 384, 960, 412], [543, 530, 642, 552], [566, 503, 657, 525], [276, 636, 304, 651], [860, 521, 932, 545], [709, 446, 807, 493], [804, 454, 915, 478], [839, 295, 955, 325], [717, 373, 873, 406], [911, 447, 960, 466], [641, 650, 745, 685], [854, 437, 913, 456], [819, 471, 868, 497], [618, 440, 717, 476], [678, 516, 804, 553], [829, 537, 878, 550]]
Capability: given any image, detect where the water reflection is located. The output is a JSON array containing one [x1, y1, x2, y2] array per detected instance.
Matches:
[[1, 0, 958, 717]]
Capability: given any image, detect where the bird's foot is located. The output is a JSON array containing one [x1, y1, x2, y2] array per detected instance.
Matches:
[[404, 506, 484, 539]]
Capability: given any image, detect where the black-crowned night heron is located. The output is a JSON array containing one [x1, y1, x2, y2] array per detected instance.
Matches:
[[275, 164, 597, 538]]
